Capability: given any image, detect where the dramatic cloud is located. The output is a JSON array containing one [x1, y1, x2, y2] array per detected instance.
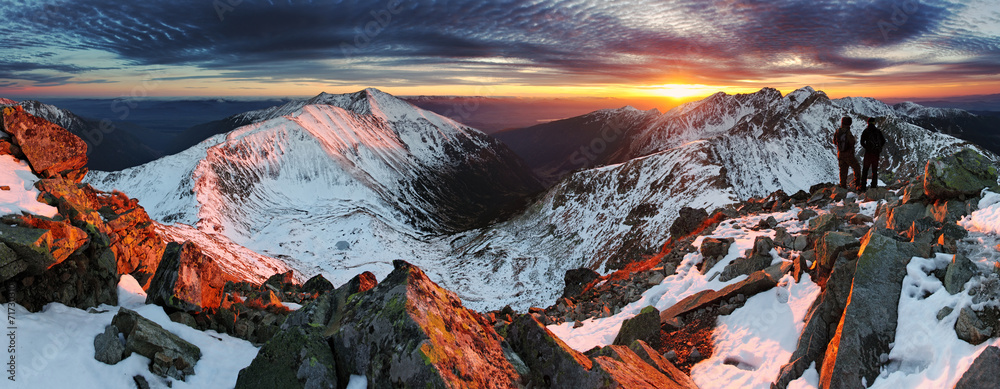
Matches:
[[0, 0, 997, 93]]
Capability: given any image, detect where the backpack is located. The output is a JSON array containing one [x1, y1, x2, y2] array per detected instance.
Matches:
[[836, 129, 854, 153]]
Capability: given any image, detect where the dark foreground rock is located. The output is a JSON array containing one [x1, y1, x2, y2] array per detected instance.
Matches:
[[954, 346, 1000, 389], [819, 230, 925, 388], [99, 308, 202, 381]]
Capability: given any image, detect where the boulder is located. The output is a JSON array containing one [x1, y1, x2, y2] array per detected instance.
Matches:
[[901, 180, 926, 204], [700, 237, 734, 274], [907, 217, 941, 244], [661, 264, 786, 326], [719, 236, 774, 282], [330, 261, 522, 387], [798, 209, 818, 222], [808, 213, 839, 233], [300, 274, 335, 295], [94, 324, 125, 365], [112, 308, 201, 381], [887, 203, 926, 231], [1, 107, 87, 180], [954, 346, 1000, 389], [819, 230, 924, 388], [506, 314, 597, 387], [924, 149, 998, 200], [563, 268, 601, 298], [955, 307, 993, 345], [612, 306, 660, 346], [670, 207, 708, 238], [145, 241, 236, 313], [814, 232, 860, 271], [944, 254, 978, 294]]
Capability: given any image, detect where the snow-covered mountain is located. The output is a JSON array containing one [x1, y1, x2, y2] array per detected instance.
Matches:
[[88, 87, 996, 312], [87, 88, 542, 300]]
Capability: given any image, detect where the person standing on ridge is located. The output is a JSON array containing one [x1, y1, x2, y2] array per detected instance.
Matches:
[[859, 117, 886, 191], [832, 116, 862, 191]]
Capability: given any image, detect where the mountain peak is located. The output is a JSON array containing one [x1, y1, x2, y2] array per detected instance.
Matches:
[[0, 98, 17, 106]]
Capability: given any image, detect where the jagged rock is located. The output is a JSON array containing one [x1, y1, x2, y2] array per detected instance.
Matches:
[[773, 227, 794, 249], [847, 213, 873, 225], [670, 207, 708, 238], [907, 217, 941, 244], [0, 242, 28, 282], [563, 268, 601, 298], [941, 223, 969, 241], [112, 308, 201, 381], [924, 149, 998, 200], [627, 340, 698, 388], [902, 180, 926, 204], [235, 313, 337, 389], [168, 312, 198, 329], [955, 307, 993, 345], [808, 213, 839, 233], [94, 324, 125, 365], [719, 236, 774, 282], [773, 259, 856, 389], [814, 232, 860, 271], [700, 237, 734, 274], [0, 219, 87, 276], [1, 107, 87, 180], [36, 179, 166, 288], [612, 306, 660, 346], [798, 209, 818, 222], [329, 261, 522, 387], [954, 346, 1000, 389], [506, 314, 595, 387], [945, 254, 978, 294], [300, 274, 335, 295], [661, 263, 787, 326], [864, 187, 889, 202], [590, 344, 698, 388], [819, 230, 924, 389], [887, 202, 926, 231], [145, 241, 236, 312]]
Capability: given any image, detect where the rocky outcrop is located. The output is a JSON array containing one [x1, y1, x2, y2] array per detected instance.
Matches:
[[814, 232, 860, 272], [1, 106, 87, 181], [612, 306, 660, 346], [955, 307, 993, 345], [819, 230, 925, 388], [923, 148, 998, 200], [100, 308, 202, 381], [944, 254, 977, 294], [235, 272, 374, 389], [773, 258, 856, 388], [719, 236, 774, 281], [146, 241, 237, 313], [954, 346, 1000, 389], [330, 260, 523, 387], [700, 237, 734, 274], [670, 207, 709, 238]]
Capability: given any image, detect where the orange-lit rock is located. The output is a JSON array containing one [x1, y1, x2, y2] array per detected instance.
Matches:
[[1, 106, 87, 181], [146, 241, 238, 313]]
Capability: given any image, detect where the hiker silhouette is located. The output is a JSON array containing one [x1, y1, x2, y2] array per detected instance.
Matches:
[[859, 117, 886, 191], [832, 117, 861, 190]]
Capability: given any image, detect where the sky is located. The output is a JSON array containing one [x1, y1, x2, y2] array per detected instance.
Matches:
[[1, 0, 999, 102]]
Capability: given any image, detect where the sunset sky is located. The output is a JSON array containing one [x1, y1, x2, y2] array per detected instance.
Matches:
[[1, 0, 998, 103]]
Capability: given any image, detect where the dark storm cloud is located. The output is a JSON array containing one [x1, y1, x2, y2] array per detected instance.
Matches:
[[0, 0, 996, 86]]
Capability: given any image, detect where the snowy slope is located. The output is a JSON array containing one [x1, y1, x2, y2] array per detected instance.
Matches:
[[88, 89, 540, 299]]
